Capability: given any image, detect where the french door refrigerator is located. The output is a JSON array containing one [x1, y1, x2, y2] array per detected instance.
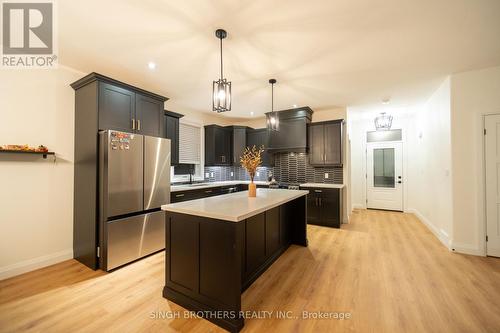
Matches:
[[99, 130, 170, 270]]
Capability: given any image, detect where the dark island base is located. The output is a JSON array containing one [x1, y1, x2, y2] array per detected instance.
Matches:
[[163, 196, 307, 332]]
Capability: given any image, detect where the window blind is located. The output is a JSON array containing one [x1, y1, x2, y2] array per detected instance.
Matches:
[[179, 123, 201, 164]]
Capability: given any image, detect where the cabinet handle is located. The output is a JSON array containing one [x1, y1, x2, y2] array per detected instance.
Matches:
[[137, 119, 141, 131], [132, 118, 136, 130], [315, 198, 318, 206], [314, 190, 322, 193], [205, 190, 212, 193], [319, 198, 322, 206], [175, 194, 185, 197]]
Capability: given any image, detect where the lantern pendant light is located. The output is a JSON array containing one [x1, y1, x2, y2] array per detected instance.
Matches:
[[374, 112, 393, 131], [212, 29, 231, 113], [266, 79, 279, 131]]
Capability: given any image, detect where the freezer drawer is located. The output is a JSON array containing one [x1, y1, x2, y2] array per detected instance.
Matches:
[[106, 211, 165, 270], [144, 136, 171, 210]]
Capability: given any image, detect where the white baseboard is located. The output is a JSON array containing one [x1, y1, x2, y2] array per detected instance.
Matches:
[[352, 203, 365, 210], [0, 249, 73, 281], [450, 242, 485, 256], [407, 208, 451, 250]]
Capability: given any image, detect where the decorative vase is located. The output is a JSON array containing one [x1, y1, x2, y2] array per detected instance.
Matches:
[[248, 181, 257, 197]]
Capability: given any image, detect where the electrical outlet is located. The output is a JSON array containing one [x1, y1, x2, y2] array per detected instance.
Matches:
[[256, 171, 260, 177], [324, 173, 329, 179], [205, 172, 209, 178], [230, 172, 234, 177], [210, 172, 214, 177]]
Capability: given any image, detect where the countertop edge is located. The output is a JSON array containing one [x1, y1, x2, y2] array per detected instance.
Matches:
[[162, 189, 308, 222]]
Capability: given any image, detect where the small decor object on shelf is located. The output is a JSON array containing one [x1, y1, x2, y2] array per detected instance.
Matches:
[[240, 145, 264, 197]]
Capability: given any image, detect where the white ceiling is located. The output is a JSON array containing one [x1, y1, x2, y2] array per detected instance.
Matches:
[[59, 0, 500, 118]]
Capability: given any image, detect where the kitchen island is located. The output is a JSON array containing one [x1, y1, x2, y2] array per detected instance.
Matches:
[[161, 188, 308, 332]]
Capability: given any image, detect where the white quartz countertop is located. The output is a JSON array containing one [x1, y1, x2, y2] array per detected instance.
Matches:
[[171, 180, 270, 192], [162, 188, 308, 222], [299, 183, 345, 189]]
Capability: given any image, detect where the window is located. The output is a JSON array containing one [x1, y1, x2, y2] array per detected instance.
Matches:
[[171, 121, 204, 182]]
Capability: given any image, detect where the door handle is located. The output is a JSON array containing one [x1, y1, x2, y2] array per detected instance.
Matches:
[[132, 118, 136, 130], [137, 119, 141, 131]]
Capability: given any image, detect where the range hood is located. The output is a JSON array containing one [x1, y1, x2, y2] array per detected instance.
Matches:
[[265, 106, 313, 153]]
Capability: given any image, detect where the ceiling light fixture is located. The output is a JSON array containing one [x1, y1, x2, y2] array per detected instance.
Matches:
[[374, 112, 393, 131], [148, 62, 156, 70], [212, 29, 231, 113], [266, 79, 279, 131], [250, 111, 254, 116], [382, 97, 391, 104]]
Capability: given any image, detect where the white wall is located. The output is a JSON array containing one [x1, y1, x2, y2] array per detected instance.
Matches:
[[0, 66, 84, 279], [450, 66, 500, 255], [347, 106, 411, 211], [406, 78, 453, 249]]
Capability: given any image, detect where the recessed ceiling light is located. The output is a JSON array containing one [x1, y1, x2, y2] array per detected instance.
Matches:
[[292, 104, 298, 108], [382, 97, 390, 104], [148, 62, 156, 70], [250, 111, 254, 116]]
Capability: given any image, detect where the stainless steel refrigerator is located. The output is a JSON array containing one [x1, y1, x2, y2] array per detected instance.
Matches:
[[99, 130, 170, 270]]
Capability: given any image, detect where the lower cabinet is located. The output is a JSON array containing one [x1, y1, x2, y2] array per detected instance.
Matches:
[[302, 187, 342, 228]]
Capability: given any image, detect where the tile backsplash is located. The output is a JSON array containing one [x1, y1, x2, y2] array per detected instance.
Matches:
[[204, 152, 343, 184]]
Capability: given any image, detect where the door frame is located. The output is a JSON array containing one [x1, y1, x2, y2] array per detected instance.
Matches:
[[366, 140, 404, 211], [483, 113, 500, 257]]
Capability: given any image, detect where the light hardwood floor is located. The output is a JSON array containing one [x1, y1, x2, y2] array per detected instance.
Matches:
[[1, 210, 500, 333]]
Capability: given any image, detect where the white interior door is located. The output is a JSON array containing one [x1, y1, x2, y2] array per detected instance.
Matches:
[[485, 114, 500, 257], [366, 142, 403, 211]]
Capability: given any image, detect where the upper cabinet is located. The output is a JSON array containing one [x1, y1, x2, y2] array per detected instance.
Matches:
[[246, 128, 274, 167], [164, 111, 184, 165], [266, 107, 313, 153], [205, 125, 232, 166], [72, 72, 168, 138], [227, 126, 248, 165], [309, 120, 343, 166]]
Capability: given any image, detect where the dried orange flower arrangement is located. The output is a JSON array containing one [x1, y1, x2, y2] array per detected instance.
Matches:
[[240, 145, 264, 197]]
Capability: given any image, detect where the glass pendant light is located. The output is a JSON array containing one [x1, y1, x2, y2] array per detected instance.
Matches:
[[212, 29, 231, 112], [266, 79, 279, 131], [374, 112, 393, 131]]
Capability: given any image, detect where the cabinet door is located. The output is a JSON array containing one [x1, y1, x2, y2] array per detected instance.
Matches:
[[306, 191, 321, 224], [245, 213, 266, 274], [324, 122, 342, 166], [135, 93, 163, 137], [309, 124, 325, 165], [99, 82, 135, 132], [165, 115, 179, 165], [265, 207, 281, 256], [320, 189, 341, 228], [232, 127, 246, 164], [214, 128, 226, 164], [204, 126, 216, 166]]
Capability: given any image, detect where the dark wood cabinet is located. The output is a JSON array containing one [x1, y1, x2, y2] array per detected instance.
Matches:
[[71, 72, 168, 270], [205, 125, 232, 166], [135, 93, 164, 137], [170, 184, 245, 203], [246, 128, 274, 167], [164, 111, 183, 165], [229, 126, 247, 165], [98, 82, 136, 133], [245, 213, 266, 274], [309, 120, 343, 166], [97, 80, 166, 137], [266, 107, 313, 153], [302, 187, 343, 228], [265, 207, 281, 256]]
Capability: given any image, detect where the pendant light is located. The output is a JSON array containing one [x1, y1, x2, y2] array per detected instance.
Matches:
[[374, 112, 393, 131], [212, 29, 231, 113], [266, 79, 279, 131]]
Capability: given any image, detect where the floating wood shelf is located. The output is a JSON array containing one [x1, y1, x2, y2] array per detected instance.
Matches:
[[0, 150, 55, 159]]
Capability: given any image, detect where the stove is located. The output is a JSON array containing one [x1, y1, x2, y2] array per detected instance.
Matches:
[[269, 183, 300, 190]]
